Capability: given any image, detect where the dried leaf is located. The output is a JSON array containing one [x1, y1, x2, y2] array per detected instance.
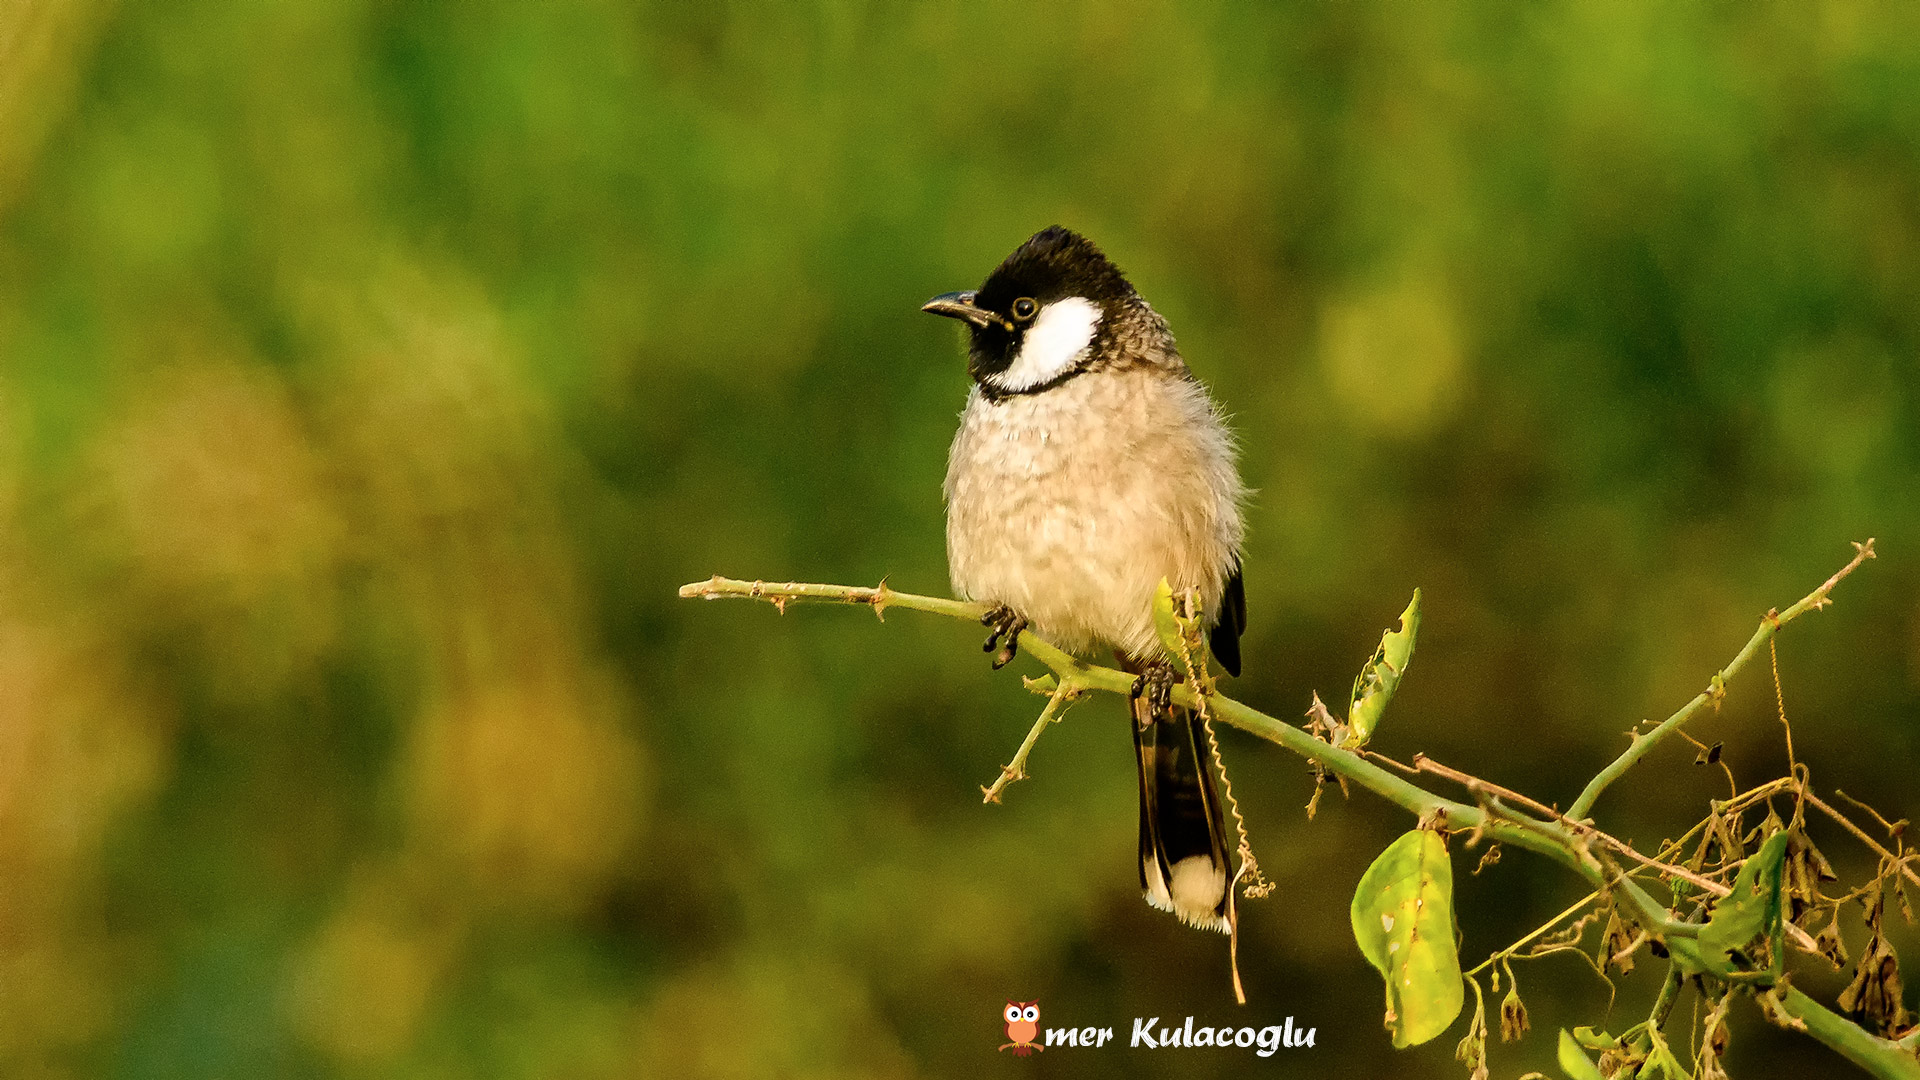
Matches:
[[1710, 811, 1747, 869], [1705, 1012, 1729, 1058], [1747, 806, 1785, 846], [1700, 1041, 1731, 1080], [1699, 995, 1732, 1080], [1784, 828, 1835, 925], [1601, 907, 1638, 974], [1864, 887, 1886, 934], [1499, 985, 1529, 1043], [1598, 1046, 1651, 1077], [1838, 892, 1912, 1035], [1813, 911, 1850, 971], [1803, 832, 1839, 881], [1455, 981, 1488, 1080]]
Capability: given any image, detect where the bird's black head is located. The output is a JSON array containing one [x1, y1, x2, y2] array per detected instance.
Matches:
[[923, 226, 1138, 397]]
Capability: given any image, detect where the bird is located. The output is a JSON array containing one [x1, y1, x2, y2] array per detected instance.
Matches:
[[924, 225, 1248, 934], [1000, 1001, 1043, 1055]]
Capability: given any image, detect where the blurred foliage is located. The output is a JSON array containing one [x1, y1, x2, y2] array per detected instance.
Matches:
[[0, 1, 1917, 1077]]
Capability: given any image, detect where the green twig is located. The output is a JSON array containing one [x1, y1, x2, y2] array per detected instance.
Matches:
[[1464, 890, 1599, 977], [1648, 963, 1684, 1037], [684, 578, 1567, 852], [684, 577, 1692, 931], [1568, 540, 1874, 821], [1773, 985, 1920, 1078], [980, 677, 1082, 804]]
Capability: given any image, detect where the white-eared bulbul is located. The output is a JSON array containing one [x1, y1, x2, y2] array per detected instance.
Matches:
[[925, 226, 1248, 932]]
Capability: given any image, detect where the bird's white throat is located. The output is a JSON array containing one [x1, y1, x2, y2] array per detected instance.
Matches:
[[989, 296, 1102, 392]]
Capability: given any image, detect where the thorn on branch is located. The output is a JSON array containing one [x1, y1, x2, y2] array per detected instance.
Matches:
[[1022, 675, 1059, 695], [1809, 538, 1878, 612], [1757, 978, 1810, 1033], [981, 764, 1026, 804]]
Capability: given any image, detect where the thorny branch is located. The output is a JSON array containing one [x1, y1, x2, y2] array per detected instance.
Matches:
[[1567, 539, 1875, 820], [682, 540, 1919, 1078], [979, 676, 1082, 804]]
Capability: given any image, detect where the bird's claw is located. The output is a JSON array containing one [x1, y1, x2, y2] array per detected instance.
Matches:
[[1129, 660, 1176, 720], [981, 605, 1028, 670]]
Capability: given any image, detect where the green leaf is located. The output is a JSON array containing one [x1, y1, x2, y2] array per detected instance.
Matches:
[[1702, 829, 1788, 953], [1558, 1030, 1607, 1080], [1671, 830, 1789, 977], [1351, 828, 1463, 1047], [1571, 1025, 1619, 1051], [1151, 577, 1184, 658], [1637, 1035, 1694, 1080], [1345, 589, 1421, 748]]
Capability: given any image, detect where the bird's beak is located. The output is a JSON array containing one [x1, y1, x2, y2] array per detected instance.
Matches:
[[922, 291, 1012, 331]]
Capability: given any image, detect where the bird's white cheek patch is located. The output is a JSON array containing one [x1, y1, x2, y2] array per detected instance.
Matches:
[[990, 296, 1101, 392]]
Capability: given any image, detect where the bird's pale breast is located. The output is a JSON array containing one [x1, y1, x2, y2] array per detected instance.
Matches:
[[944, 367, 1244, 658]]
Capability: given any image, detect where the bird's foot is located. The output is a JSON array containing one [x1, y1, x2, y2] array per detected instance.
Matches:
[[980, 605, 1029, 670], [1130, 658, 1176, 720]]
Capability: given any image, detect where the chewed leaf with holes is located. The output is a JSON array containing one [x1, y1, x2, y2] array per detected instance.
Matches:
[[1670, 829, 1788, 977], [1345, 590, 1421, 749], [1699, 830, 1788, 958], [1351, 828, 1462, 1047]]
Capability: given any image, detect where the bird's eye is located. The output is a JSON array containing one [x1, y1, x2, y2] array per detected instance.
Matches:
[[1011, 297, 1039, 321], [1023, 1006, 1039, 1022], [1004, 1004, 1023, 1023]]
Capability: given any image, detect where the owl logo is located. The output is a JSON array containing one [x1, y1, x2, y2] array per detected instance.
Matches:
[[1000, 1001, 1043, 1056]]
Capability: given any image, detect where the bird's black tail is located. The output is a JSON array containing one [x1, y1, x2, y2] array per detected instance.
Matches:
[[1133, 693, 1233, 933]]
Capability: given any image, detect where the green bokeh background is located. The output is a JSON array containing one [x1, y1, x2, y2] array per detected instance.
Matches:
[[1, 2, 1916, 1077]]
